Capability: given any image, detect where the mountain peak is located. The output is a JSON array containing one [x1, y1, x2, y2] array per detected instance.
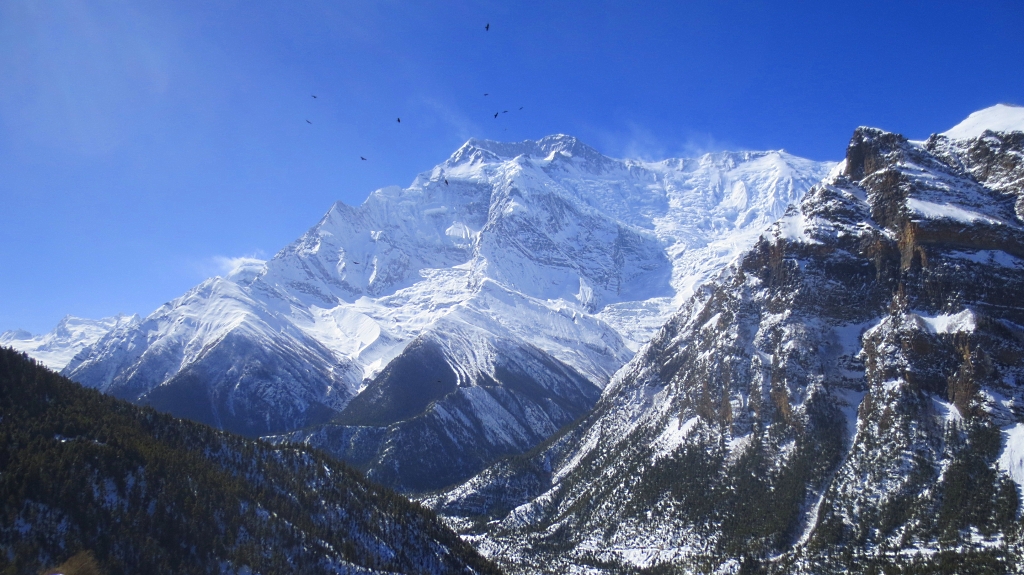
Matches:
[[941, 103, 1024, 140], [449, 134, 604, 165], [0, 328, 32, 341]]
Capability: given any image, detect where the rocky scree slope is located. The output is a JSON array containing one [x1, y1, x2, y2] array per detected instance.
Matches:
[[0, 347, 501, 575], [429, 107, 1024, 574], [61, 135, 830, 492]]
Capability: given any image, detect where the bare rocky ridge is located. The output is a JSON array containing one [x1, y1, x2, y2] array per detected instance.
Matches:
[[429, 110, 1024, 574]]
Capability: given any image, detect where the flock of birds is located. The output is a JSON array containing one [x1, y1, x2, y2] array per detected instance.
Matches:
[[304, 22, 523, 166]]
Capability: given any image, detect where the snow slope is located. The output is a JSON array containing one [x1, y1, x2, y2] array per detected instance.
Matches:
[[941, 103, 1024, 140]]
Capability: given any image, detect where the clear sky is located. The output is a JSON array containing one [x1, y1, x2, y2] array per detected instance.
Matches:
[[2, 0, 1022, 334]]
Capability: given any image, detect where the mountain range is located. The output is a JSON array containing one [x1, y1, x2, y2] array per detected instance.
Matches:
[[16, 135, 831, 492], [427, 104, 1024, 574], [8, 103, 1024, 573]]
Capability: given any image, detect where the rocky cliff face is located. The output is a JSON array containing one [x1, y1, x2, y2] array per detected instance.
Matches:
[[429, 108, 1024, 574]]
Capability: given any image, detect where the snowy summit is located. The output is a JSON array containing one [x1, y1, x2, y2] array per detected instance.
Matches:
[[941, 103, 1024, 140]]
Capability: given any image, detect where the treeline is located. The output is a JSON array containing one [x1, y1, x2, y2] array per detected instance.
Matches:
[[0, 347, 501, 575]]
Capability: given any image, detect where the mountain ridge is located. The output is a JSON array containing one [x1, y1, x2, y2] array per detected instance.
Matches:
[[427, 107, 1024, 573]]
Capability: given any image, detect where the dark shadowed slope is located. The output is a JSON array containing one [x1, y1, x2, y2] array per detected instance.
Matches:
[[0, 347, 501, 575]]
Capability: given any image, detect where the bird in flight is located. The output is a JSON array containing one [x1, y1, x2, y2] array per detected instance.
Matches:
[[519, 106, 524, 110], [485, 23, 490, 31], [484, 93, 489, 96], [444, 178, 449, 185], [397, 117, 401, 123], [360, 156, 367, 160], [306, 120, 312, 124], [311, 95, 317, 98], [353, 261, 360, 264], [502, 110, 508, 113], [494, 112, 499, 118]]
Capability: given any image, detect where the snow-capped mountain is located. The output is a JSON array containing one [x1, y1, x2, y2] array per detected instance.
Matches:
[[941, 102, 1024, 140], [63, 134, 831, 489], [0, 314, 137, 371], [428, 106, 1024, 573]]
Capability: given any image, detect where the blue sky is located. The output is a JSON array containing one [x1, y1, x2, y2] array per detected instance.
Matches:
[[2, 0, 1022, 334]]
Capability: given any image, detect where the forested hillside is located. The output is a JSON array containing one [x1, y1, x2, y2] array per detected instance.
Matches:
[[0, 347, 500, 575]]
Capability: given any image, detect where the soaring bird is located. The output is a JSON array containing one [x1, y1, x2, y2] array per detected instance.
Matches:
[[306, 120, 312, 124], [485, 23, 490, 31], [311, 95, 317, 98], [484, 93, 489, 96], [502, 110, 508, 113], [494, 112, 499, 118], [397, 117, 401, 123], [360, 156, 367, 160], [519, 106, 524, 110], [444, 178, 449, 185]]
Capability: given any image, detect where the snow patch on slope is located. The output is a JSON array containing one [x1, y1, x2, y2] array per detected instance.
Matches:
[[906, 198, 1009, 226], [651, 416, 700, 461], [947, 250, 1021, 268], [998, 423, 1024, 506], [913, 309, 977, 334]]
